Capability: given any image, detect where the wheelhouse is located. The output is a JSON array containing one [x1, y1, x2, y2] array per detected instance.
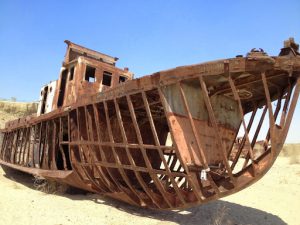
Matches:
[[37, 40, 133, 115]]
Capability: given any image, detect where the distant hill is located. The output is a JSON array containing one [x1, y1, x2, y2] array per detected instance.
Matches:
[[0, 101, 38, 129]]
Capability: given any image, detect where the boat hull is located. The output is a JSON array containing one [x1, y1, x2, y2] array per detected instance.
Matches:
[[1, 52, 300, 209]]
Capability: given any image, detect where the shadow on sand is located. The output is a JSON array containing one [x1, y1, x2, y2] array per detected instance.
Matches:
[[1, 166, 287, 225]]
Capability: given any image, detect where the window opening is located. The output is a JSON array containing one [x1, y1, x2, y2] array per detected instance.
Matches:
[[40, 86, 48, 114], [69, 67, 75, 80], [85, 66, 96, 82], [102, 71, 112, 86], [57, 69, 68, 107], [119, 75, 127, 83]]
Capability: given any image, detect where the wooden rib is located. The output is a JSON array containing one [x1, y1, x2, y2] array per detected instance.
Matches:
[[279, 84, 292, 127], [58, 117, 68, 170], [41, 121, 49, 169], [84, 106, 98, 178], [51, 120, 58, 169], [142, 91, 186, 204], [38, 123, 44, 167], [5, 132, 12, 162], [39, 124, 45, 167], [1, 133, 7, 158], [251, 106, 267, 147], [75, 108, 98, 185], [3, 133, 9, 161], [243, 105, 268, 168], [3, 133, 8, 160], [5, 133, 11, 161], [71, 160, 188, 177], [66, 141, 174, 150], [231, 106, 257, 170], [92, 103, 119, 192], [10, 131, 16, 163], [81, 107, 114, 192], [105, 101, 154, 207], [21, 128, 28, 165], [35, 122, 43, 168], [16, 129, 22, 164], [2, 133, 8, 160], [177, 82, 220, 194], [113, 98, 154, 207], [228, 76, 256, 164], [23, 128, 30, 166], [85, 106, 95, 143], [25, 126, 33, 166], [211, 73, 287, 97], [5, 132, 9, 161], [279, 77, 300, 142], [76, 144, 97, 184], [10, 132, 16, 162], [261, 72, 276, 151], [81, 144, 108, 193], [7, 133, 12, 162], [263, 92, 283, 151], [157, 87, 204, 201], [20, 128, 29, 166], [6, 132, 13, 162], [199, 76, 235, 182], [9, 131, 14, 162], [141, 91, 188, 205], [227, 120, 242, 159], [26, 127, 33, 167], [22, 128, 29, 165], [9, 131, 15, 162], [126, 95, 167, 208], [0, 133, 7, 159], [13, 129, 19, 164], [102, 101, 149, 205], [4, 133, 10, 160], [100, 103, 135, 194], [12, 130, 19, 164], [161, 151, 179, 180], [13, 129, 20, 163], [30, 126, 37, 168], [0, 133, 4, 157], [83, 106, 113, 193], [83, 107, 92, 163], [17, 128, 24, 165]]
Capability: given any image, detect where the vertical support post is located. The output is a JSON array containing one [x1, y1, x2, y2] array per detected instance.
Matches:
[[157, 87, 204, 201], [113, 98, 160, 207], [228, 76, 257, 167], [177, 82, 220, 194], [199, 76, 235, 182], [141, 91, 188, 205], [279, 77, 300, 142], [125, 95, 163, 208], [92, 103, 121, 192]]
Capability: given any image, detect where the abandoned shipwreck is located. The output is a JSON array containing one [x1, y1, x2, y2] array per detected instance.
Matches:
[[0, 39, 299, 209]]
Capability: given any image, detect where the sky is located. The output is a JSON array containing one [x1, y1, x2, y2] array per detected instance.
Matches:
[[0, 0, 299, 143]]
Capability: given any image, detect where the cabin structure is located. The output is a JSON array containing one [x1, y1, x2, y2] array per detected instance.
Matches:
[[37, 40, 133, 116]]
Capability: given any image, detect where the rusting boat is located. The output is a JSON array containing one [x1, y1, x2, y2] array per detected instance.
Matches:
[[0, 38, 299, 209]]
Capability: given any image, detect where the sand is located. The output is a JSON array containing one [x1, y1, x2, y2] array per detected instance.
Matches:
[[0, 100, 37, 129], [0, 153, 299, 225]]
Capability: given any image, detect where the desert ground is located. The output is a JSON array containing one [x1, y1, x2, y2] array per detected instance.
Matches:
[[0, 149, 299, 225], [0, 101, 299, 225]]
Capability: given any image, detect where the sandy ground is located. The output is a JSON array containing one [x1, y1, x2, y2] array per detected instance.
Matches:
[[0, 154, 299, 225], [0, 100, 37, 129]]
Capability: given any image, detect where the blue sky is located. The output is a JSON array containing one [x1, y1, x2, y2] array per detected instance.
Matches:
[[0, 0, 299, 142]]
